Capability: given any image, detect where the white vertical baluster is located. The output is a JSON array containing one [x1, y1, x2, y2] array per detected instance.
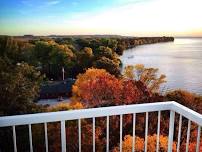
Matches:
[[44, 123, 48, 152], [196, 126, 201, 152], [61, 121, 66, 152], [168, 111, 175, 152], [156, 111, 161, 152], [106, 116, 109, 152], [120, 114, 123, 152], [93, 117, 95, 152], [185, 120, 191, 152], [28, 124, 33, 152], [145, 112, 148, 152], [177, 115, 182, 152], [12, 126, 17, 152], [78, 119, 81, 152], [132, 113, 136, 152]]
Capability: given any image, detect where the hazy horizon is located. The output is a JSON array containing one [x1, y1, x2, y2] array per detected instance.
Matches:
[[2, 35, 202, 38], [1, 0, 202, 37]]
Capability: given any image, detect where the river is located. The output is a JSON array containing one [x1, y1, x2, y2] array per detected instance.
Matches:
[[120, 38, 202, 94]]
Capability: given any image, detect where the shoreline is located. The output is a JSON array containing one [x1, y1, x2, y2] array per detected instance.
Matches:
[[121, 37, 174, 51]]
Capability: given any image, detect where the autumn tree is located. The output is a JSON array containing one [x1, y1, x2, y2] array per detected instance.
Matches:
[[123, 64, 166, 93], [72, 68, 122, 107], [120, 79, 142, 104]]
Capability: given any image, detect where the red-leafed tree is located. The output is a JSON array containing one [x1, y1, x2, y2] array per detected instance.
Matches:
[[120, 79, 142, 104], [72, 68, 122, 107]]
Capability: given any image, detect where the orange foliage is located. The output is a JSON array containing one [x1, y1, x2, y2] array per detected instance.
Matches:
[[113, 134, 177, 152], [120, 79, 142, 104], [180, 141, 202, 152], [72, 68, 122, 107], [166, 90, 202, 114], [46, 101, 83, 112], [68, 100, 84, 109]]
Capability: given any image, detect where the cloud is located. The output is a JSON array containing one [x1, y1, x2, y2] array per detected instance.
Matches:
[[64, 0, 202, 36]]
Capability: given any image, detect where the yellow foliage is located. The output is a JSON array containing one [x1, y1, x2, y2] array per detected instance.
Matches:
[[68, 100, 84, 109], [134, 64, 145, 70], [46, 101, 83, 112], [123, 64, 166, 93], [123, 65, 135, 79], [83, 47, 93, 56]]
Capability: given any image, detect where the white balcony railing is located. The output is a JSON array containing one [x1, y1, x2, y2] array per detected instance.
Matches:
[[0, 101, 201, 152]]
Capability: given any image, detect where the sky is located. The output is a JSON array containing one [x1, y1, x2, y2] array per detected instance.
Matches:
[[0, 0, 202, 36]]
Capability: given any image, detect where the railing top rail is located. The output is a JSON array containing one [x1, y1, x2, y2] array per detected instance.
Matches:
[[171, 102, 202, 126], [0, 101, 173, 127], [0, 101, 201, 127]]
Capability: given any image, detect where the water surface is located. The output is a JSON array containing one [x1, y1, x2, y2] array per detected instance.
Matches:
[[121, 38, 202, 94]]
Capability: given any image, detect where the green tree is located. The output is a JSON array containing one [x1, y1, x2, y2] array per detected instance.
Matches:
[[0, 59, 43, 116], [0, 36, 34, 64], [116, 44, 125, 55], [33, 41, 74, 80], [76, 47, 93, 68], [100, 38, 118, 50], [93, 56, 121, 77], [76, 38, 91, 48], [94, 46, 114, 59]]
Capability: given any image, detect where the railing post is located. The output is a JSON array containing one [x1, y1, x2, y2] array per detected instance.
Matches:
[[132, 113, 136, 152], [78, 119, 81, 152], [61, 121, 66, 152], [120, 114, 123, 152], [93, 117, 95, 152], [144, 112, 148, 152], [156, 111, 161, 152], [196, 126, 201, 152], [44, 122, 49, 152], [28, 124, 33, 152], [168, 110, 175, 152], [12, 126, 17, 152], [106, 116, 109, 152]]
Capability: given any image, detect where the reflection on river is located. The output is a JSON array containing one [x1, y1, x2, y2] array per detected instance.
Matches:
[[121, 38, 202, 94]]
